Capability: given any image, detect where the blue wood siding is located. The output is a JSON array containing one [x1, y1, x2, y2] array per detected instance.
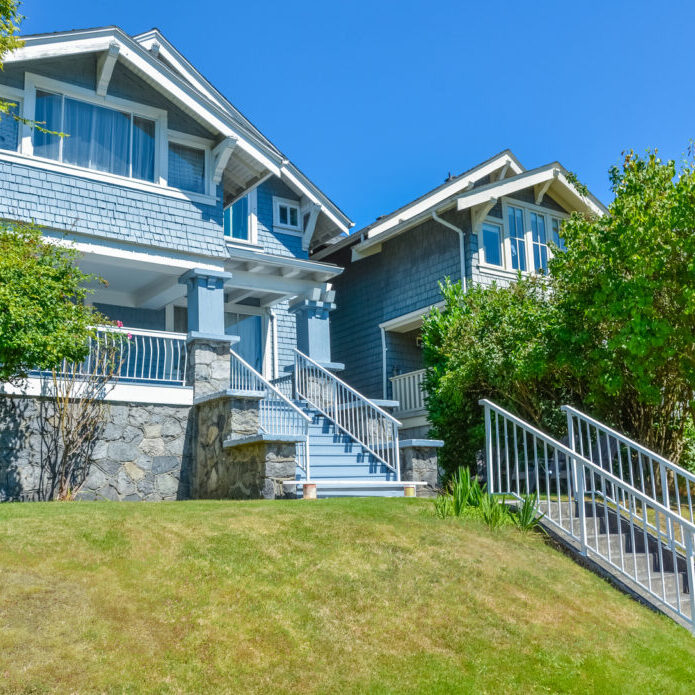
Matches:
[[256, 178, 307, 259]]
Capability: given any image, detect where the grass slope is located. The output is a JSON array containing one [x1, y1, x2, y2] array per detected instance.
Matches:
[[0, 498, 694, 694]]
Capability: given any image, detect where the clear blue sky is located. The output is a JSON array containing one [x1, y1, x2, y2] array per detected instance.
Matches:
[[20, 0, 695, 230]]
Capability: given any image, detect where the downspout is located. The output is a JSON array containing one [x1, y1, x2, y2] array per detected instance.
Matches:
[[431, 211, 467, 293], [380, 326, 387, 400]]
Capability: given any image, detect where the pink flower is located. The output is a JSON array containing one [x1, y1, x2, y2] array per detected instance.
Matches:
[[127, 333, 133, 340], [116, 320, 123, 328]]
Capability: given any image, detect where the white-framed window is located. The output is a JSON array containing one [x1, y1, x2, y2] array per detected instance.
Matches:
[[13, 73, 217, 203], [224, 188, 257, 244], [32, 89, 157, 182], [476, 199, 566, 274], [273, 196, 301, 232], [481, 221, 503, 267], [0, 87, 22, 152], [167, 132, 211, 195]]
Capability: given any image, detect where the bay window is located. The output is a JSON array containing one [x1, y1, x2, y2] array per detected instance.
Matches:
[[32, 90, 155, 181]]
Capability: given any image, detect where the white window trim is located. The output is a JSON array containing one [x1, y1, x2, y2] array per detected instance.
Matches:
[[475, 197, 567, 275], [15, 72, 217, 205], [167, 129, 214, 198], [273, 195, 302, 235]]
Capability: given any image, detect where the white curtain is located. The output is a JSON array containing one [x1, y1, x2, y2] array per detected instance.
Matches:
[[132, 116, 155, 181], [33, 91, 63, 160]]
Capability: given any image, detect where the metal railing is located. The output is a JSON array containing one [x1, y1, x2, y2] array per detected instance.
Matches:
[[390, 369, 426, 415], [37, 326, 188, 387], [230, 351, 312, 475], [481, 398, 695, 630], [293, 348, 402, 478], [563, 405, 695, 552]]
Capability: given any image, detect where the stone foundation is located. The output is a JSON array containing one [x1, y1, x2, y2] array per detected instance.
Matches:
[[0, 395, 193, 501]]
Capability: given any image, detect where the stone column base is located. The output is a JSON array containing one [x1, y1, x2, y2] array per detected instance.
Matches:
[[399, 439, 444, 497]]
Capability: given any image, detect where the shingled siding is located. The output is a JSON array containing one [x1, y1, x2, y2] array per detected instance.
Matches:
[[256, 177, 307, 259], [329, 212, 463, 399], [0, 161, 226, 256]]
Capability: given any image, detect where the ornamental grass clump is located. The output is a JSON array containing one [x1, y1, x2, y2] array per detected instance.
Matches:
[[511, 494, 544, 533]]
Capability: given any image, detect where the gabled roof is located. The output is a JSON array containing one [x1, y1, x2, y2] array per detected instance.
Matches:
[[312, 149, 605, 261], [6, 26, 353, 244]]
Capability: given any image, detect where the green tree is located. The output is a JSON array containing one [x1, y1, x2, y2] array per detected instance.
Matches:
[[423, 148, 695, 475], [552, 150, 695, 462], [0, 223, 106, 384], [422, 276, 578, 476], [0, 0, 23, 119]]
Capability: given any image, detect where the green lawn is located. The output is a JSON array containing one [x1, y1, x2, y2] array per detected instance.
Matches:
[[1, 498, 694, 694]]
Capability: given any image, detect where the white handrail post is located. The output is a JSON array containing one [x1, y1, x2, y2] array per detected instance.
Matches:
[[484, 403, 494, 494], [394, 422, 401, 481], [575, 455, 588, 555], [660, 462, 675, 550], [685, 530, 695, 633]]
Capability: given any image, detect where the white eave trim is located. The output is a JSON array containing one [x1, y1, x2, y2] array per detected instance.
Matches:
[[456, 165, 605, 217]]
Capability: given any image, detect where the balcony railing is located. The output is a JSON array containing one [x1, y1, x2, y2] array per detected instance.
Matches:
[[390, 368, 426, 416], [34, 326, 189, 387]]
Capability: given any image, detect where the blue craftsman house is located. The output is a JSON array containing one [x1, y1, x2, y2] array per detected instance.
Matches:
[[0, 27, 431, 501], [313, 150, 606, 438]]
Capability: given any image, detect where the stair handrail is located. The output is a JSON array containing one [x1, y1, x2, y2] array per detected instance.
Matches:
[[481, 398, 695, 630], [230, 351, 311, 476], [562, 404, 695, 526], [482, 400, 695, 531], [293, 348, 401, 478]]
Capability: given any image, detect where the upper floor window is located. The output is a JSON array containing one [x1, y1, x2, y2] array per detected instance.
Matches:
[[481, 222, 503, 267], [273, 196, 301, 232], [551, 217, 566, 252], [0, 101, 19, 151], [508, 205, 527, 272], [33, 90, 155, 181], [224, 195, 249, 240], [168, 141, 205, 194], [530, 212, 548, 272]]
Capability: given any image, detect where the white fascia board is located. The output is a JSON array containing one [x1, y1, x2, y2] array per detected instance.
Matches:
[[379, 301, 445, 331], [226, 250, 343, 284], [456, 165, 605, 217], [1, 377, 193, 406], [42, 234, 226, 273], [363, 152, 521, 242], [457, 167, 559, 211], [9, 30, 282, 180], [226, 268, 330, 297]]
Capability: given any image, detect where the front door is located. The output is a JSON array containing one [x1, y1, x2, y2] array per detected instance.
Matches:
[[225, 312, 263, 373]]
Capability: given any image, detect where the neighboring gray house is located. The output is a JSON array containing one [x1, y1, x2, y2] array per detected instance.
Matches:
[[314, 150, 606, 437], [0, 26, 438, 501]]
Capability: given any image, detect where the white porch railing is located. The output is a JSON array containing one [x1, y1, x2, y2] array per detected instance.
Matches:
[[40, 326, 188, 387], [390, 368, 426, 415], [294, 349, 402, 478], [481, 399, 695, 631], [230, 351, 312, 475]]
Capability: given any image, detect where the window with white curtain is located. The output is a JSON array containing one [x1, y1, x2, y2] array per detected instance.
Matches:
[[32, 90, 155, 181], [168, 142, 205, 194]]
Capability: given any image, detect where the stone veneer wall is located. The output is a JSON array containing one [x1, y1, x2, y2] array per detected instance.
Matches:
[[0, 395, 193, 502], [192, 393, 297, 500], [399, 445, 442, 497]]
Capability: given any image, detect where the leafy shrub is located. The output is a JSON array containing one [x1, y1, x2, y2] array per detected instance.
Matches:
[[511, 495, 544, 533]]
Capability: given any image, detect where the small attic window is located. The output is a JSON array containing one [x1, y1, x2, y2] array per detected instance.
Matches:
[[273, 196, 301, 232]]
